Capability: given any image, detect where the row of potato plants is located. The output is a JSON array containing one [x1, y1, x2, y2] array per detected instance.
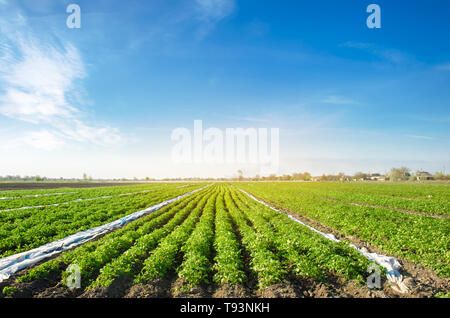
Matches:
[[175, 188, 220, 287], [224, 189, 286, 289], [212, 188, 247, 286]]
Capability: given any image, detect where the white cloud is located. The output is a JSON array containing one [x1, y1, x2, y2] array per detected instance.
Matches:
[[0, 40, 83, 123], [0, 23, 122, 150], [20, 130, 65, 151]]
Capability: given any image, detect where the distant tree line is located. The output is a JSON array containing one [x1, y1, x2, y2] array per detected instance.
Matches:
[[1, 168, 449, 182], [0, 175, 49, 182]]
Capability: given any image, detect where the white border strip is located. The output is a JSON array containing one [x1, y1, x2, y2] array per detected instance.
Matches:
[[239, 189, 409, 293], [0, 186, 208, 282]]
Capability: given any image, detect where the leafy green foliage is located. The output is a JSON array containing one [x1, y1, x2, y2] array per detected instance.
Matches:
[[136, 192, 217, 284], [0, 184, 203, 257], [239, 182, 450, 277]]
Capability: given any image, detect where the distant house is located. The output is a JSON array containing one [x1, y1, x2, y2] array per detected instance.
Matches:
[[416, 171, 434, 181], [369, 173, 386, 181]]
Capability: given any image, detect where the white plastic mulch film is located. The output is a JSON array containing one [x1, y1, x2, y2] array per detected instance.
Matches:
[[0, 186, 208, 283], [239, 189, 410, 294]]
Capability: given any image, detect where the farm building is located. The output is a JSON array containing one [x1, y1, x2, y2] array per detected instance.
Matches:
[[416, 171, 434, 181], [370, 173, 386, 181]]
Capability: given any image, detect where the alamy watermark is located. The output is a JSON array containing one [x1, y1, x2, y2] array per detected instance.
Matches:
[[66, 264, 81, 289], [171, 120, 280, 175], [66, 4, 81, 29], [366, 263, 382, 289], [367, 4, 381, 29], [66, 4, 380, 30]]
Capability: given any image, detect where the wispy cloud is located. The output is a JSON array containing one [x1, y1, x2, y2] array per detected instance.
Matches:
[[404, 134, 434, 140], [0, 18, 122, 150], [195, 0, 235, 22], [245, 20, 270, 37], [340, 41, 414, 65], [436, 63, 450, 71], [231, 116, 271, 123], [194, 0, 235, 38], [322, 95, 358, 105]]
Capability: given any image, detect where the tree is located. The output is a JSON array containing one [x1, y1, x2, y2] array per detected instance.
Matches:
[[237, 170, 244, 181], [354, 172, 369, 180], [82, 173, 88, 181], [434, 172, 450, 180], [292, 172, 311, 181], [389, 167, 410, 182]]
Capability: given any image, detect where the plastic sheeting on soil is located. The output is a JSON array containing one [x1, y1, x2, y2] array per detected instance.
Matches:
[[0, 190, 158, 213], [0, 192, 77, 200], [239, 189, 410, 294], [0, 186, 208, 283]]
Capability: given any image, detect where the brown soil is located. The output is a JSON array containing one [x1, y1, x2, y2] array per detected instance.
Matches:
[[2, 264, 424, 299], [213, 284, 253, 298], [125, 278, 173, 298], [35, 282, 79, 298], [257, 281, 304, 298], [81, 276, 131, 298]]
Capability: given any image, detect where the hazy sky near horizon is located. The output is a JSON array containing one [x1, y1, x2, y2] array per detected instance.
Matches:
[[0, 0, 449, 178]]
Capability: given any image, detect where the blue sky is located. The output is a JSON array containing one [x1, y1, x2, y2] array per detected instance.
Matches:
[[0, 0, 449, 178]]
